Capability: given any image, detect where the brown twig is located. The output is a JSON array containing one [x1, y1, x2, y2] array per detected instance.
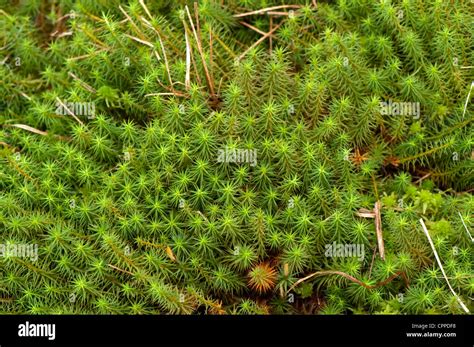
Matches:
[[124, 34, 154, 48], [185, 5, 216, 99], [55, 97, 85, 126], [19, 92, 31, 101], [355, 208, 375, 218], [5, 155, 34, 180], [118, 5, 147, 40], [10, 123, 48, 136]]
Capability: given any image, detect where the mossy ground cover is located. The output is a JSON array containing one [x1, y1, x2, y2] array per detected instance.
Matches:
[[0, 0, 472, 314]]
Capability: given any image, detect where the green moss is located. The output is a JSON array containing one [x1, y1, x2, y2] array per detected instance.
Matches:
[[0, 0, 472, 315]]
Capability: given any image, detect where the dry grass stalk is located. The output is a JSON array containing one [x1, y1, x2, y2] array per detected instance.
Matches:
[[419, 219, 469, 313], [374, 201, 385, 260], [234, 5, 302, 18], [185, 4, 216, 99]]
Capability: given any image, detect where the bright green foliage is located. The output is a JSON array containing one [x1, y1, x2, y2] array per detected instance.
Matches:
[[0, 0, 472, 314]]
